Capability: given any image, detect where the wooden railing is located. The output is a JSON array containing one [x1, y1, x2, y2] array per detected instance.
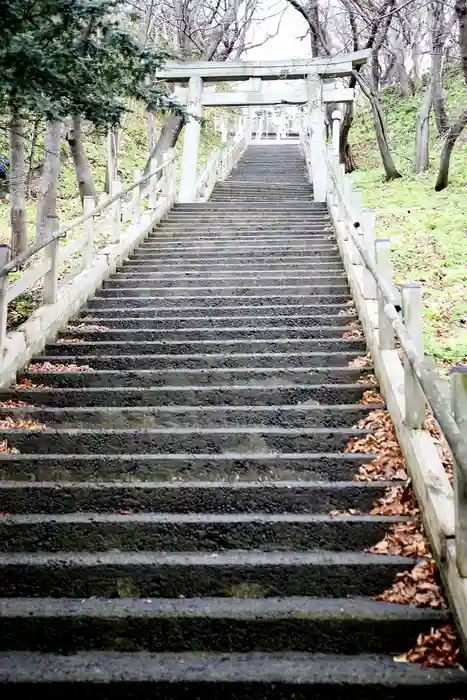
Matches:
[[299, 108, 467, 639], [0, 150, 178, 356], [195, 128, 247, 201]]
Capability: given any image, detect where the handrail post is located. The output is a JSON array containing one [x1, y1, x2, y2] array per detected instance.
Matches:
[[166, 149, 177, 204], [43, 222, 59, 304], [149, 155, 158, 210], [111, 179, 121, 243], [331, 110, 341, 158], [450, 366, 467, 576], [132, 169, 142, 225], [361, 209, 377, 300], [349, 190, 364, 265], [83, 197, 95, 269], [401, 283, 425, 428], [0, 245, 10, 356], [375, 238, 395, 350]]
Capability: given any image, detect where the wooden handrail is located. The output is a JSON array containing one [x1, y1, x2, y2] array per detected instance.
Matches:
[[0, 154, 177, 278]]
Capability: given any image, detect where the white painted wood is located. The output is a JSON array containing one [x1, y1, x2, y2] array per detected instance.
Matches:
[[361, 209, 377, 300], [306, 73, 327, 203], [6, 260, 51, 304], [132, 169, 142, 225], [451, 367, 467, 576], [83, 197, 95, 269], [43, 235, 59, 305], [401, 283, 426, 429], [157, 50, 370, 82], [0, 246, 11, 354], [111, 180, 122, 243], [58, 232, 88, 266], [375, 239, 395, 350], [176, 86, 354, 107], [179, 75, 203, 203], [332, 110, 341, 155]]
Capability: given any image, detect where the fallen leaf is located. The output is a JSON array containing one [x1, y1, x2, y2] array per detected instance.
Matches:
[[376, 560, 446, 609]]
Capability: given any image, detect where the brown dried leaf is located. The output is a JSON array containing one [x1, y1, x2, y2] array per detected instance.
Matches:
[[0, 400, 31, 408], [0, 417, 45, 430], [342, 329, 364, 340], [359, 389, 384, 405], [12, 378, 46, 390], [348, 354, 373, 369], [67, 324, 108, 332], [371, 484, 419, 516], [56, 337, 85, 344], [376, 560, 446, 609], [405, 624, 460, 668], [28, 362, 94, 373], [346, 409, 408, 482], [425, 410, 454, 485], [369, 521, 430, 558], [0, 440, 19, 454]]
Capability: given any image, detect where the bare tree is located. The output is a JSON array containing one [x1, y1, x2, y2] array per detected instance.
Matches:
[[435, 0, 467, 190], [35, 120, 62, 243], [9, 112, 28, 257], [142, 0, 267, 171], [65, 116, 98, 205]]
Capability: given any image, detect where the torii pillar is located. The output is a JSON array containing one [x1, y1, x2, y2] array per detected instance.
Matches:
[[306, 72, 327, 202], [179, 75, 203, 203]]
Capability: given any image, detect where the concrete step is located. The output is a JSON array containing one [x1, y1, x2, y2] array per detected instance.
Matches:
[[44, 338, 366, 356], [74, 313, 354, 328], [0, 551, 417, 598], [106, 274, 345, 288], [87, 294, 353, 308], [149, 232, 335, 241], [0, 596, 445, 654], [0, 426, 371, 455], [21, 366, 370, 388], [0, 651, 462, 696], [35, 350, 363, 370], [0, 404, 379, 430], [2, 383, 373, 407], [129, 251, 342, 262], [134, 245, 339, 257], [0, 452, 377, 483], [0, 513, 409, 553], [0, 479, 394, 514], [57, 326, 355, 342], [120, 261, 344, 272], [96, 284, 351, 297]]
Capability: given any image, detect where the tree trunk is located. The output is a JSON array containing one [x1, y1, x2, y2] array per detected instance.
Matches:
[[432, 52, 449, 135], [144, 113, 184, 175], [27, 119, 40, 199], [354, 73, 402, 180], [414, 79, 433, 172], [9, 110, 28, 257], [147, 112, 155, 153], [104, 129, 119, 194], [435, 107, 467, 190], [35, 120, 62, 243], [66, 116, 98, 206]]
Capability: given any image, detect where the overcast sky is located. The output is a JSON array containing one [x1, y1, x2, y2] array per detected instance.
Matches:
[[245, 1, 310, 60]]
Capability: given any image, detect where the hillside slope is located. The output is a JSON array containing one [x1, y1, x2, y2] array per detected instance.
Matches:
[[350, 73, 467, 367]]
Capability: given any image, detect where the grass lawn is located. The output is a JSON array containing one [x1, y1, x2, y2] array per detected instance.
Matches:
[[349, 74, 467, 367]]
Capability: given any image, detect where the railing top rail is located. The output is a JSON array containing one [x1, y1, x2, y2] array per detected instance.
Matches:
[[324, 147, 467, 481], [0, 153, 177, 279]]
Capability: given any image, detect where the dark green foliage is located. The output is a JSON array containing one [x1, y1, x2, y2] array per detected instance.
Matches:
[[0, 0, 178, 125]]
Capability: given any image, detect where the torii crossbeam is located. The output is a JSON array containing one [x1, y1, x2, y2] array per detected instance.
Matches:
[[157, 51, 370, 203]]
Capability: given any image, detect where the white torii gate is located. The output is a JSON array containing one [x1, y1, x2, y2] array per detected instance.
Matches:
[[157, 51, 369, 203]]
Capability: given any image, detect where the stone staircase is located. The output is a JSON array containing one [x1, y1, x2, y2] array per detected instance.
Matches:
[[0, 144, 465, 695]]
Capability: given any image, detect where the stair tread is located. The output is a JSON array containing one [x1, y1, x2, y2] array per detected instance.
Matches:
[[0, 596, 444, 619], [0, 651, 464, 685]]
